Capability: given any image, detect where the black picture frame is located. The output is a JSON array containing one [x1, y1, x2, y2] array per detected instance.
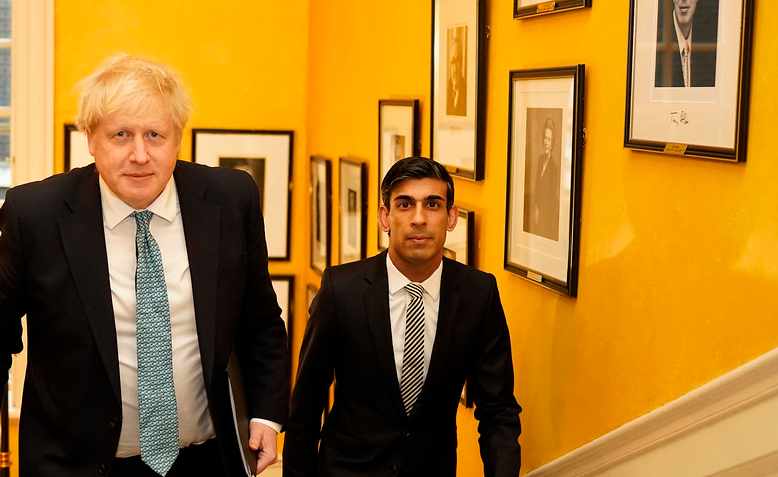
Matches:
[[310, 156, 332, 274], [505, 65, 585, 297], [270, 274, 295, 387], [624, 0, 754, 162], [514, 0, 591, 19], [192, 128, 294, 260], [444, 207, 475, 266], [430, 0, 487, 181], [306, 284, 318, 315], [339, 157, 367, 264], [64, 123, 92, 171], [378, 99, 421, 250]]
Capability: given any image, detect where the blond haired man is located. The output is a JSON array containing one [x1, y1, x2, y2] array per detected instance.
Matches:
[[0, 55, 289, 476]]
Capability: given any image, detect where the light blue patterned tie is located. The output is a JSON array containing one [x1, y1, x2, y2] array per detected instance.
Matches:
[[134, 210, 179, 476]]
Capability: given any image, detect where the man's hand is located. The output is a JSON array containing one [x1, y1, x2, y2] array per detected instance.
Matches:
[[249, 420, 278, 475]]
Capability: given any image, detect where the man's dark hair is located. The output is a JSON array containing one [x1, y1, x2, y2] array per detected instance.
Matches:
[[381, 156, 455, 209]]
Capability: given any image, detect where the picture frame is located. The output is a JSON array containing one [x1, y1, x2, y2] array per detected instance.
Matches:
[[378, 99, 420, 250], [514, 0, 591, 19], [192, 128, 294, 260], [339, 158, 367, 264], [505, 65, 585, 297], [624, 0, 754, 161], [310, 156, 332, 274], [64, 124, 92, 171], [443, 207, 475, 266], [306, 284, 318, 314], [431, 0, 487, 181], [271, 274, 295, 386]]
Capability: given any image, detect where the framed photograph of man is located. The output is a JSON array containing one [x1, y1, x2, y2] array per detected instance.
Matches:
[[339, 158, 367, 265], [514, 0, 592, 19], [310, 156, 332, 274], [443, 207, 475, 266], [306, 284, 318, 313], [271, 274, 295, 389], [625, 0, 754, 161], [64, 124, 93, 171], [431, 0, 487, 180], [378, 99, 420, 250], [505, 66, 585, 297], [192, 128, 294, 260]]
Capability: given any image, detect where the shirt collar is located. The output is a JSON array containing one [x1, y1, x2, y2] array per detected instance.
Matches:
[[386, 253, 443, 301], [98, 175, 179, 230], [673, 11, 693, 52]]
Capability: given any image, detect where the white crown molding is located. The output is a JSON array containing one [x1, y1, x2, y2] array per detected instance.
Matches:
[[527, 347, 778, 477]]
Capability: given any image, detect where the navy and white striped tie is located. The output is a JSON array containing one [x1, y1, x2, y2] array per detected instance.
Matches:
[[400, 283, 426, 415]]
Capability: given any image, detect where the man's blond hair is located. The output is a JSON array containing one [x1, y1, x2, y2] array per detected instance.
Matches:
[[76, 54, 191, 135]]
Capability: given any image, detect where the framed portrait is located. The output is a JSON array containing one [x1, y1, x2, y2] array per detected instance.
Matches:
[[339, 158, 367, 264], [64, 124, 92, 171], [271, 275, 295, 348], [505, 66, 585, 297], [514, 0, 591, 19], [310, 156, 332, 274], [625, 0, 754, 161], [192, 129, 294, 260], [378, 100, 420, 250], [431, 0, 487, 180], [443, 207, 475, 266], [306, 284, 318, 312], [271, 274, 295, 393]]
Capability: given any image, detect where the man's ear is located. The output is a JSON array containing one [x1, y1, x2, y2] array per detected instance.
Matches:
[[447, 205, 459, 232], [379, 205, 391, 233]]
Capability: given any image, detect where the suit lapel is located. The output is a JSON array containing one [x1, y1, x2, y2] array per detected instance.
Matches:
[[418, 258, 460, 411], [59, 166, 121, 402], [174, 163, 221, 388], [363, 252, 406, 418]]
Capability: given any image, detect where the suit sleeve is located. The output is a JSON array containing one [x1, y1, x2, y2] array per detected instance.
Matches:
[[283, 268, 337, 477], [0, 189, 27, 394], [470, 274, 522, 477], [234, 172, 290, 425]]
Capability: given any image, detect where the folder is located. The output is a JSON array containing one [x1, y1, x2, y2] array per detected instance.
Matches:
[[227, 355, 257, 477]]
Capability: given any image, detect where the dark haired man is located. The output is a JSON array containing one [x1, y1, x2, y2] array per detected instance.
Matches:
[[284, 157, 521, 476]]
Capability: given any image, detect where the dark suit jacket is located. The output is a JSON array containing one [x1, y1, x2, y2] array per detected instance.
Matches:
[[655, 0, 719, 88], [284, 252, 521, 477], [0, 161, 289, 476]]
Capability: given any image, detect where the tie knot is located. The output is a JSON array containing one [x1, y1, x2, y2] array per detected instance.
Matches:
[[405, 283, 424, 300], [133, 210, 153, 229]]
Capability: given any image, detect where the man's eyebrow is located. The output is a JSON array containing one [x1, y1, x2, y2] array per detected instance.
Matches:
[[392, 194, 446, 202]]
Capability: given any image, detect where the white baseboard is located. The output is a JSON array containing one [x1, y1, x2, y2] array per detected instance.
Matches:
[[527, 347, 778, 477]]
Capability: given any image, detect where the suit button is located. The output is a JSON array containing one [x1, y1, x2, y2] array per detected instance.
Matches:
[[391, 464, 399, 474], [97, 464, 108, 475], [405, 431, 412, 438], [108, 418, 118, 429]]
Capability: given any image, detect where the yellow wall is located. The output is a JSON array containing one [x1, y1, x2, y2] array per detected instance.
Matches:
[[306, 0, 778, 474], [8, 1, 775, 476]]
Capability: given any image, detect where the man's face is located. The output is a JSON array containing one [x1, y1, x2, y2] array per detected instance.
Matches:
[[543, 126, 553, 157], [379, 178, 458, 269], [673, 0, 698, 28], [88, 100, 180, 210]]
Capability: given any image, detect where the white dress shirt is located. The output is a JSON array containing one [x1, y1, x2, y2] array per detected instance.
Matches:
[[673, 12, 693, 88], [100, 177, 279, 457], [386, 254, 443, 386]]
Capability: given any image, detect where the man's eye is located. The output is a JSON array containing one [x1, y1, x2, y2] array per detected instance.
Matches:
[[114, 131, 127, 138], [427, 200, 440, 208], [146, 131, 161, 139], [397, 200, 412, 209]]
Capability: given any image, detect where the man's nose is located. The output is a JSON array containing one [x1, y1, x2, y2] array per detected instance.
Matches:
[[130, 136, 149, 163]]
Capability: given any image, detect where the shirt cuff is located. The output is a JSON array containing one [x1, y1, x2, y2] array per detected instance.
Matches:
[[250, 418, 282, 433]]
